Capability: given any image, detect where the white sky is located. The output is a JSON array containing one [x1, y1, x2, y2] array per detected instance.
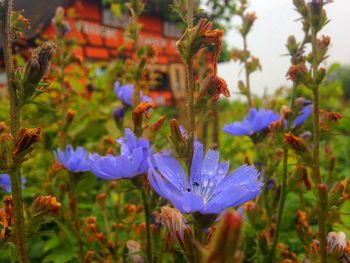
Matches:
[[217, 0, 350, 99]]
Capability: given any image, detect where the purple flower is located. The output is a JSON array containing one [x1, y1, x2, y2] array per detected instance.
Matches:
[[291, 104, 312, 128], [223, 108, 280, 136], [148, 143, 262, 214], [114, 82, 152, 106], [54, 145, 89, 173], [0, 174, 26, 193], [89, 129, 150, 180]]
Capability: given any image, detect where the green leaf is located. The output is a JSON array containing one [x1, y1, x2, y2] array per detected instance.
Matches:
[[25, 101, 56, 112]]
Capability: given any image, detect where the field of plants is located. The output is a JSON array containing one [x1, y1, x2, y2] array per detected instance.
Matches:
[[0, 0, 350, 262]]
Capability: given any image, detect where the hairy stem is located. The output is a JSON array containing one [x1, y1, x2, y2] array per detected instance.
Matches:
[[268, 81, 298, 263], [2, 1, 28, 262], [185, 0, 195, 173], [140, 188, 153, 263], [311, 28, 327, 263]]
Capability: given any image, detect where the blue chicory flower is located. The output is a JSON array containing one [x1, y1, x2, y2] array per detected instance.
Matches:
[[89, 128, 150, 180], [291, 104, 312, 128], [114, 81, 152, 106], [223, 108, 280, 136], [148, 143, 262, 214], [0, 174, 26, 193], [54, 145, 90, 173]]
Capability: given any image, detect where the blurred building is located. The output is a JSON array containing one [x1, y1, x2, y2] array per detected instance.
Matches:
[[3, 0, 187, 106]]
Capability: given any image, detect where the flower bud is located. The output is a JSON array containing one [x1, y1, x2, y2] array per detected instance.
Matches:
[[132, 102, 154, 137], [296, 210, 313, 246], [169, 119, 187, 159], [160, 206, 198, 261], [23, 42, 57, 98], [328, 182, 345, 207], [199, 75, 230, 101], [177, 19, 223, 63], [207, 210, 243, 263], [150, 116, 166, 134], [0, 196, 14, 242], [30, 195, 61, 222], [13, 127, 41, 160], [0, 122, 8, 134], [66, 109, 76, 124]]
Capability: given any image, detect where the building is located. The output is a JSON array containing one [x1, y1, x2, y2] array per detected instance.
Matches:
[[6, 0, 187, 105]]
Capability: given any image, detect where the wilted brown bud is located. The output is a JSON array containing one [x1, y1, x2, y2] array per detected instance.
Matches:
[[30, 195, 61, 222], [66, 109, 76, 124], [320, 110, 342, 131], [287, 63, 308, 82], [132, 102, 155, 136], [199, 75, 230, 101], [160, 206, 197, 260], [177, 19, 223, 63], [240, 12, 257, 36], [150, 116, 166, 133], [207, 210, 243, 263], [23, 42, 57, 98], [296, 210, 313, 247], [13, 127, 41, 159], [284, 132, 308, 153], [0, 196, 14, 242], [0, 122, 8, 134]]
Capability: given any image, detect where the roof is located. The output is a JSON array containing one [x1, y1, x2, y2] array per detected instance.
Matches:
[[13, 0, 70, 39]]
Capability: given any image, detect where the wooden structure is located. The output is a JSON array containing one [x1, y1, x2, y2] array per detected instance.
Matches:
[[8, 0, 187, 106]]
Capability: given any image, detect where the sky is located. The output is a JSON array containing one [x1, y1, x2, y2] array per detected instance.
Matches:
[[217, 0, 350, 99]]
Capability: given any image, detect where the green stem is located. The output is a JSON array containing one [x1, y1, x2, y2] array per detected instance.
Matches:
[[267, 146, 288, 263], [311, 28, 327, 263], [185, 0, 195, 173], [243, 36, 253, 108], [2, 1, 28, 262], [140, 188, 152, 263], [267, 81, 298, 263], [68, 173, 84, 261]]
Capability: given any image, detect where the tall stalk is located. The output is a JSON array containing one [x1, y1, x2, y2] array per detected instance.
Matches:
[[140, 188, 152, 263], [311, 27, 327, 263], [267, 82, 298, 263], [185, 0, 195, 172], [2, 1, 28, 262], [243, 36, 253, 108]]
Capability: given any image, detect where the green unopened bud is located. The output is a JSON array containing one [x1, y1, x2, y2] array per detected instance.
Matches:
[[177, 19, 223, 63], [328, 182, 345, 207], [169, 119, 187, 159], [244, 201, 266, 230], [206, 210, 242, 263], [23, 42, 57, 99], [316, 67, 326, 84], [286, 35, 299, 56]]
